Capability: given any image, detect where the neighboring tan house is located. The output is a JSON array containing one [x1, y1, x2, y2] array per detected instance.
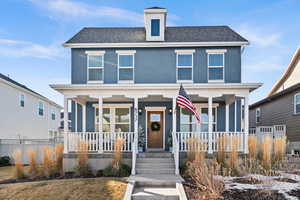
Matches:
[[50, 7, 261, 174], [250, 47, 300, 154], [0, 73, 62, 140]]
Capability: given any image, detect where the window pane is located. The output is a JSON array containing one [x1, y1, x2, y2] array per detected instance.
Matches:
[[296, 104, 300, 114], [52, 113, 55, 120], [20, 100, 24, 107], [103, 108, 110, 123], [209, 54, 223, 66], [119, 68, 133, 80], [178, 54, 192, 66], [39, 108, 43, 116], [180, 108, 196, 123], [201, 124, 208, 132], [88, 55, 103, 67], [88, 68, 103, 81], [116, 108, 130, 123], [180, 124, 197, 132], [151, 19, 160, 36], [209, 67, 223, 80], [103, 124, 110, 132], [119, 55, 133, 67], [296, 94, 300, 103], [178, 68, 192, 80], [201, 108, 208, 123], [115, 124, 130, 132]]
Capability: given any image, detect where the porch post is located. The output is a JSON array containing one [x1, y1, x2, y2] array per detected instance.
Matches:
[[75, 102, 77, 132], [134, 97, 138, 133], [234, 100, 237, 132], [244, 95, 249, 153], [82, 104, 86, 132], [63, 97, 68, 154], [208, 96, 213, 154], [172, 97, 177, 134], [98, 96, 103, 153], [225, 103, 229, 132]]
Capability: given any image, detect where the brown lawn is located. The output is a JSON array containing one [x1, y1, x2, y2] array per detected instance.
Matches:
[[0, 167, 127, 200]]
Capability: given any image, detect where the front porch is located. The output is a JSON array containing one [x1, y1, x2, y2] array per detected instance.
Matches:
[[51, 83, 260, 174]]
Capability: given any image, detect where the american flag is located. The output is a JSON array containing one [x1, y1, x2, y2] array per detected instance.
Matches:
[[176, 85, 201, 123]]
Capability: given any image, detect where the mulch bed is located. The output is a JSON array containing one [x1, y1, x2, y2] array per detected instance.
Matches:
[[233, 177, 263, 184], [274, 177, 298, 183], [217, 189, 287, 200]]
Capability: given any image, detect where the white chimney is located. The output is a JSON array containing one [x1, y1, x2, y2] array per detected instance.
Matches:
[[144, 7, 167, 41]]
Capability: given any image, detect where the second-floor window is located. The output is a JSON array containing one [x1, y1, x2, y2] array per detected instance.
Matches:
[[38, 101, 44, 116], [86, 51, 105, 83], [256, 108, 261, 123], [176, 50, 194, 82], [19, 93, 25, 107], [51, 109, 56, 120], [207, 50, 226, 82], [117, 50, 136, 83], [295, 93, 300, 114]]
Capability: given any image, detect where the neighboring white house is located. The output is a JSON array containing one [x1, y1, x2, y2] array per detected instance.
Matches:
[[0, 73, 62, 139]]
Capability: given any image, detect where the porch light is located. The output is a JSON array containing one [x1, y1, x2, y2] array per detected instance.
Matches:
[[138, 109, 143, 114], [169, 109, 173, 114]]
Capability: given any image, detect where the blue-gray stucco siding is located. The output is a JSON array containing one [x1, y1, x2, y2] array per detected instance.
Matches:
[[71, 46, 241, 84]]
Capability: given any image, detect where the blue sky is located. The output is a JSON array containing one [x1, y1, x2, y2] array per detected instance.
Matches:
[[0, 0, 299, 106]]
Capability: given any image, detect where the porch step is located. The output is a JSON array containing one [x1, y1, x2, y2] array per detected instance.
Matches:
[[138, 152, 173, 158], [137, 158, 174, 164], [136, 162, 174, 168], [136, 168, 175, 175], [132, 186, 179, 200]]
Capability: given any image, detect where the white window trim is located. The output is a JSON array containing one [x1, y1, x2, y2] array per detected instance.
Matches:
[[37, 101, 44, 117], [207, 52, 225, 83], [256, 108, 261, 123], [19, 93, 25, 108], [86, 52, 105, 84], [176, 51, 194, 83], [94, 104, 132, 132], [117, 51, 136, 83], [180, 104, 217, 132], [294, 93, 300, 114]]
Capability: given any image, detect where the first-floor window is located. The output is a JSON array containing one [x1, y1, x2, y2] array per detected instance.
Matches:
[[38, 101, 44, 116], [180, 106, 216, 132], [49, 130, 58, 139], [295, 93, 300, 114], [95, 106, 131, 132]]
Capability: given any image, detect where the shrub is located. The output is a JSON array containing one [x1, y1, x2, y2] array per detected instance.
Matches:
[[217, 136, 227, 167], [186, 138, 204, 162], [55, 144, 64, 175], [103, 164, 131, 177], [12, 149, 26, 179], [260, 136, 272, 170], [75, 141, 91, 176], [186, 160, 224, 199], [273, 137, 286, 165], [112, 138, 125, 171], [27, 148, 39, 178], [42, 146, 55, 177], [0, 156, 11, 166]]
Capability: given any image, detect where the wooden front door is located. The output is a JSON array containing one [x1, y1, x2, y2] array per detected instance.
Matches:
[[147, 111, 164, 149]]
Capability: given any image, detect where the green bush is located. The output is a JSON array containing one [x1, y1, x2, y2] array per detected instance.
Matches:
[[103, 164, 131, 177], [0, 156, 11, 166]]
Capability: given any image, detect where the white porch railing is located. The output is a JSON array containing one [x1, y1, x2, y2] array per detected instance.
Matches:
[[65, 132, 134, 153], [176, 132, 247, 152]]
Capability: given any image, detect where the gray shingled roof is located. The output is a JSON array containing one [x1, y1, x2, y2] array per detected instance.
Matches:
[[65, 26, 248, 44]]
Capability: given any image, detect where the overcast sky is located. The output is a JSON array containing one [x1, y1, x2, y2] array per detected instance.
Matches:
[[0, 0, 299, 105]]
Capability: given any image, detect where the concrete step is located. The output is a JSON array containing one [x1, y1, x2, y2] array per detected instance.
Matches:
[[138, 152, 173, 158], [132, 187, 179, 200], [137, 158, 174, 164], [136, 163, 174, 168], [136, 168, 175, 174]]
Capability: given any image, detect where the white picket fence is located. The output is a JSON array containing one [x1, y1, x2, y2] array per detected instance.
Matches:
[[65, 132, 134, 153], [176, 132, 247, 152]]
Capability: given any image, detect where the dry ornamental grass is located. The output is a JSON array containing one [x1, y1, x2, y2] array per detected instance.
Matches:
[[12, 149, 25, 179], [113, 138, 125, 170], [27, 148, 39, 178]]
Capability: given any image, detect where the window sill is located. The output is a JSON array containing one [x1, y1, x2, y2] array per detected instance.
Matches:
[[177, 80, 193, 83], [87, 81, 103, 84], [208, 80, 225, 83], [118, 81, 134, 84]]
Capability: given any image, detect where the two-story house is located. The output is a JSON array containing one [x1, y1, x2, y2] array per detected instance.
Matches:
[[51, 7, 261, 174]]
